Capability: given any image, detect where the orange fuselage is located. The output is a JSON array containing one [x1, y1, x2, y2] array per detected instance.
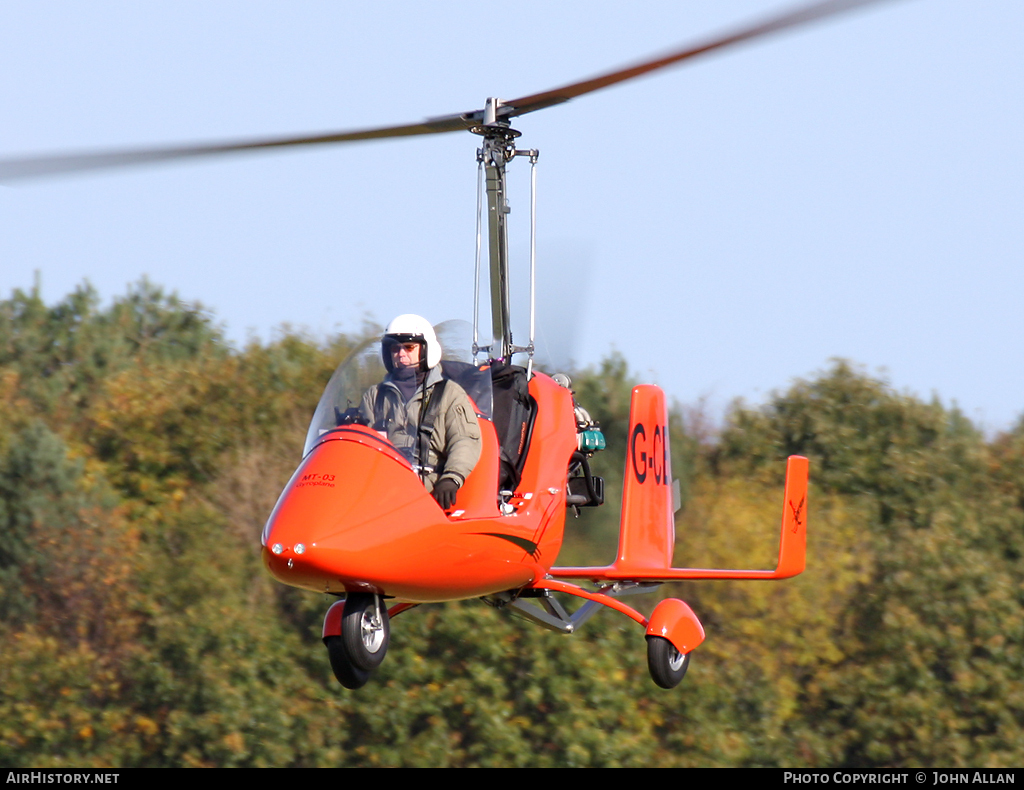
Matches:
[[262, 372, 578, 602]]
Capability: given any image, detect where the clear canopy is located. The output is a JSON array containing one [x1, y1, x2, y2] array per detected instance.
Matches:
[[303, 319, 492, 458]]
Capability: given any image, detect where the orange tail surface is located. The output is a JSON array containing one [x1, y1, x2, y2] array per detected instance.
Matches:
[[612, 383, 676, 576], [553, 384, 808, 583]]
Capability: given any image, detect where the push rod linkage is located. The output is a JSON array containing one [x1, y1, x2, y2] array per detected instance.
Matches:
[[470, 98, 539, 365], [472, 157, 485, 357]]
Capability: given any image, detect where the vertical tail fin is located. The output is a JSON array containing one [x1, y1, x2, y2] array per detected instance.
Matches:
[[774, 455, 808, 578], [612, 384, 676, 575]]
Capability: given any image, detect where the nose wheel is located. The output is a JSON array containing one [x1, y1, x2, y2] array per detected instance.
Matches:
[[325, 593, 390, 689]]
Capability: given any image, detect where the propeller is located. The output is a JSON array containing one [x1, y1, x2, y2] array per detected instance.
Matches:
[[0, 0, 894, 182]]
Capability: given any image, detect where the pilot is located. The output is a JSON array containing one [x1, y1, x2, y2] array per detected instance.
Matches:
[[360, 314, 481, 510]]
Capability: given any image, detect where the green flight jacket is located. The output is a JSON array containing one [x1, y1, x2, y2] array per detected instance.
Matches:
[[360, 366, 482, 493]]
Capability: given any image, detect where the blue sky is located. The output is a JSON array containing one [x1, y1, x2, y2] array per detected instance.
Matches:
[[2, 1, 1022, 432]]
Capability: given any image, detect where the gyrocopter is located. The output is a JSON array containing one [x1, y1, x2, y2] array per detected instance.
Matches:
[[0, 0, 900, 689]]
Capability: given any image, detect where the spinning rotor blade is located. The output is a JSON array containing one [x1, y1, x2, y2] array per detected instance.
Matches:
[[0, 113, 477, 182], [0, 0, 894, 182], [501, 0, 894, 118]]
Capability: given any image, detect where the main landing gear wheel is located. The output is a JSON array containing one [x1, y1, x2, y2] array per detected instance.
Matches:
[[646, 636, 691, 689], [342, 592, 390, 671]]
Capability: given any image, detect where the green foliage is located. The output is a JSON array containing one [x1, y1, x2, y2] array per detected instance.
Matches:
[[712, 360, 1024, 766], [2, 286, 1022, 767], [331, 603, 657, 767], [717, 360, 985, 504], [0, 279, 223, 419], [0, 421, 131, 636]]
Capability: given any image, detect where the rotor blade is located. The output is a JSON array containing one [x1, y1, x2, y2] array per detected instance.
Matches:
[[0, 112, 480, 182], [1, 0, 894, 182], [501, 0, 896, 118]]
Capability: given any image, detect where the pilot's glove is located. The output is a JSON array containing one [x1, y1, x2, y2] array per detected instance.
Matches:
[[433, 478, 459, 510]]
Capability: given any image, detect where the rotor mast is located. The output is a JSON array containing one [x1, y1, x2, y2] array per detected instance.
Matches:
[[473, 98, 537, 364]]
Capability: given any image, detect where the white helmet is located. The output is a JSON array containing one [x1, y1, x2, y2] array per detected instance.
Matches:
[[381, 314, 442, 371]]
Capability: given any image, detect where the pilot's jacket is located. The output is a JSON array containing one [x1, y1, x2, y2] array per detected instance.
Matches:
[[360, 366, 481, 493]]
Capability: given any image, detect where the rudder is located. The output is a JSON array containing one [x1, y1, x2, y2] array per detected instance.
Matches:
[[612, 384, 676, 575]]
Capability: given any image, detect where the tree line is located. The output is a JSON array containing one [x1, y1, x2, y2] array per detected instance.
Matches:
[[1, 281, 1022, 767]]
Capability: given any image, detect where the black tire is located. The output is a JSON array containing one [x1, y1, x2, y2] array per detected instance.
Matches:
[[325, 636, 371, 689], [342, 593, 390, 671], [646, 636, 691, 689]]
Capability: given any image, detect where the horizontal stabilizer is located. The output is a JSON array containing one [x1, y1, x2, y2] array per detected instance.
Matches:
[[552, 455, 808, 582]]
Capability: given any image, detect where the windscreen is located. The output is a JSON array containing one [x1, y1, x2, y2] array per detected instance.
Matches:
[[302, 319, 492, 458]]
